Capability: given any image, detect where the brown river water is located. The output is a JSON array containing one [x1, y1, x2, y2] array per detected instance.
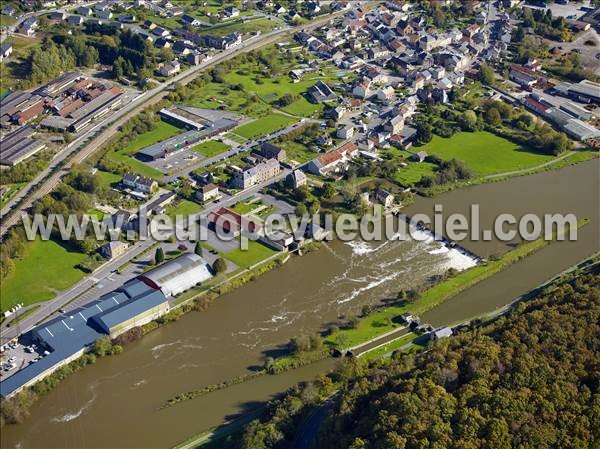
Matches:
[[1, 159, 599, 449]]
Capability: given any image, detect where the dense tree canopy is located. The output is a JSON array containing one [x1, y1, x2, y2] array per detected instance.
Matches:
[[241, 270, 600, 449]]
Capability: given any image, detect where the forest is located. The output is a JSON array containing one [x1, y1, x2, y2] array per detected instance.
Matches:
[[239, 266, 600, 449]]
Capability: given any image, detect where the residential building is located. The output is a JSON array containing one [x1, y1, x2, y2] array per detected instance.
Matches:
[[101, 241, 129, 259], [259, 142, 287, 162], [306, 141, 359, 176], [337, 125, 355, 140], [158, 60, 181, 77], [196, 183, 220, 203], [287, 169, 308, 188], [121, 173, 158, 194], [232, 158, 281, 189], [0, 43, 13, 62], [223, 6, 240, 17], [181, 14, 201, 26], [308, 80, 337, 102], [375, 188, 394, 208]]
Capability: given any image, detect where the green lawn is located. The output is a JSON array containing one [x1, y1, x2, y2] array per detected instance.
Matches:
[[224, 240, 277, 269], [197, 17, 277, 36], [278, 140, 318, 163], [234, 114, 297, 139], [395, 162, 437, 186], [95, 170, 122, 190], [1, 238, 87, 312], [231, 198, 262, 215], [167, 199, 202, 218], [191, 140, 230, 157], [420, 131, 555, 176], [122, 120, 182, 154], [106, 120, 182, 179]]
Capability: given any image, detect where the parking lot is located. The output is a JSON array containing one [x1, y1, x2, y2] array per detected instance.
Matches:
[[143, 148, 206, 174], [0, 339, 44, 381]]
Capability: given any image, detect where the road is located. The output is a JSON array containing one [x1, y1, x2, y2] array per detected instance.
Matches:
[[0, 10, 345, 237], [0, 163, 290, 344]]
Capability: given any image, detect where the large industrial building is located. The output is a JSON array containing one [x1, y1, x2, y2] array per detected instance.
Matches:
[[0, 254, 213, 398], [0, 126, 47, 166], [138, 253, 213, 297]]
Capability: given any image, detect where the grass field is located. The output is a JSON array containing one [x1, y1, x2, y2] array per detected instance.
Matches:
[[224, 240, 277, 269], [278, 140, 319, 163], [106, 120, 182, 179], [167, 199, 202, 218], [234, 113, 297, 139], [395, 161, 437, 186], [95, 170, 121, 190], [191, 140, 230, 157], [420, 131, 554, 176], [1, 238, 87, 312], [197, 17, 277, 36]]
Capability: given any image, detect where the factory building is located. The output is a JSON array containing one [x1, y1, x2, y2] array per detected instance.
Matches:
[[138, 253, 213, 297], [0, 279, 169, 398]]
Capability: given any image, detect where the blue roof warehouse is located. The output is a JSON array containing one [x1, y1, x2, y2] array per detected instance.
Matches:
[[0, 254, 213, 398]]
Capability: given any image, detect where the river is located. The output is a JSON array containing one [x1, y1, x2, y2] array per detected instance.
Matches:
[[1, 160, 598, 449]]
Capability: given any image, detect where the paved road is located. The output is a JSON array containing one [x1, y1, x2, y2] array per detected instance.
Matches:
[[0, 11, 345, 237]]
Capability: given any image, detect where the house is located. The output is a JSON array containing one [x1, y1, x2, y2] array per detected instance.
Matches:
[[273, 3, 287, 14], [77, 6, 93, 16], [181, 14, 201, 26], [286, 169, 307, 189], [50, 11, 67, 20], [143, 20, 157, 30], [376, 86, 395, 102], [208, 207, 262, 237], [196, 183, 220, 203], [385, 115, 404, 134], [329, 105, 346, 120], [306, 141, 359, 176], [375, 188, 394, 208], [0, 43, 13, 63], [96, 10, 113, 20], [122, 173, 158, 194], [232, 159, 281, 190], [101, 241, 129, 259], [1, 5, 16, 16], [155, 38, 172, 49], [352, 78, 372, 98], [68, 15, 84, 25], [306, 1, 321, 15], [308, 80, 337, 102], [19, 18, 38, 36], [316, 134, 333, 146], [260, 142, 287, 162], [152, 27, 170, 37], [158, 60, 181, 77], [412, 151, 428, 162], [430, 326, 453, 340], [223, 6, 240, 17], [337, 125, 355, 140]]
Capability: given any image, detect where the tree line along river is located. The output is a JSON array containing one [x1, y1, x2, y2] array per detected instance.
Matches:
[[1, 159, 599, 449]]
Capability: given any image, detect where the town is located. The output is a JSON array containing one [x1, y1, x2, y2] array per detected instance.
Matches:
[[0, 0, 599, 446]]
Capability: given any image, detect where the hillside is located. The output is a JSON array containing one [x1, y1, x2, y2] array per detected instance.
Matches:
[[241, 268, 600, 449]]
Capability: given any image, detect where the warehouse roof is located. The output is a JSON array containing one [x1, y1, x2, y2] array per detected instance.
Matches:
[[138, 253, 213, 297]]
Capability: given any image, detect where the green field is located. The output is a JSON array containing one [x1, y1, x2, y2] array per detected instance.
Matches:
[[191, 140, 230, 157], [224, 240, 277, 269], [278, 140, 318, 163], [167, 199, 202, 218], [197, 17, 277, 36], [1, 238, 87, 312], [234, 114, 297, 139], [395, 161, 437, 186], [95, 170, 122, 190], [106, 120, 182, 178], [420, 132, 555, 176]]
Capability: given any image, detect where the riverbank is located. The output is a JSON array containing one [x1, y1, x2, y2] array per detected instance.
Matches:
[[159, 219, 588, 411]]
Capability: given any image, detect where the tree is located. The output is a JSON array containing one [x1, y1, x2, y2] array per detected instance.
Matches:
[[484, 108, 502, 127], [459, 110, 478, 132], [322, 183, 336, 199], [194, 242, 203, 257], [295, 203, 308, 215], [213, 257, 227, 274], [416, 122, 432, 144], [155, 247, 165, 264], [479, 64, 496, 86]]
